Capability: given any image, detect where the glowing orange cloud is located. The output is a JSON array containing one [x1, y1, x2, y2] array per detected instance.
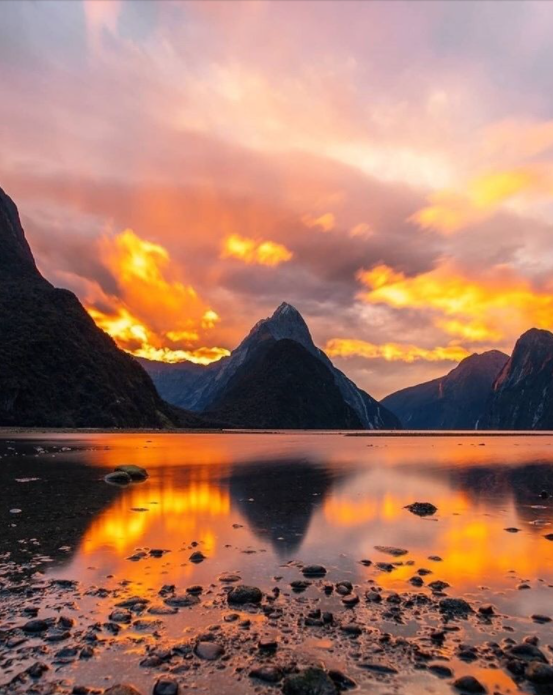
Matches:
[[412, 166, 553, 234], [302, 212, 335, 232], [221, 234, 293, 266], [85, 229, 229, 364], [358, 262, 553, 344], [325, 339, 471, 363]]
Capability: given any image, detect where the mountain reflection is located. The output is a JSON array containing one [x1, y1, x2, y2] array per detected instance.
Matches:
[[227, 458, 337, 555], [1, 433, 553, 597]]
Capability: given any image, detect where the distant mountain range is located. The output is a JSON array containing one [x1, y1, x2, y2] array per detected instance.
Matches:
[[383, 332, 553, 431], [3, 184, 553, 431], [0, 187, 209, 429], [140, 302, 400, 430], [382, 350, 509, 430]]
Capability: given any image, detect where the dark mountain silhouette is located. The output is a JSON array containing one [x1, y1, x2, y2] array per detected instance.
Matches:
[[0, 187, 210, 429], [480, 328, 553, 430], [142, 302, 399, 430], [382, 350, 508, 429], [205, 339, 363, 429]]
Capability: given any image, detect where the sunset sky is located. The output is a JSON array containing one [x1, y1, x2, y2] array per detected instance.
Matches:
[[2, 0, 553, 398]]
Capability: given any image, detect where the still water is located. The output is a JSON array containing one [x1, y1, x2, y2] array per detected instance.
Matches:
[[1, 432, 553, 694]]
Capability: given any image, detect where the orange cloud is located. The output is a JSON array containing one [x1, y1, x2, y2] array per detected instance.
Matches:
[[85, 229, 228, 364], [302, 212, 335, 232], [325, 338, 471, 363], [358, 262, 553, 344], [411, 168, 552, 234], [221, 234, 293, 266]]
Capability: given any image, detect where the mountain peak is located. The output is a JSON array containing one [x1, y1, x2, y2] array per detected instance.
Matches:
[[272, 301, 300, 317], [0, 187, 40, 280]]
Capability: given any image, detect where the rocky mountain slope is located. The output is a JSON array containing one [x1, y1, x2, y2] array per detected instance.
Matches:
[[480, 329, 553, 430], [382, 350, 509, 430], [0, 187, 209, 429]]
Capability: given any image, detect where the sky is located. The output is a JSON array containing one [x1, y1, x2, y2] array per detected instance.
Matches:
[[2, 0, 553, 399]]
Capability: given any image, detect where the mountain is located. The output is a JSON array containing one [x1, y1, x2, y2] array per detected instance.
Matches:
[[141, 302, 400, 430], [0, 186, 210, 429], [205, 339, 363, 429], [381, 350, 509, 430], [480, 329, 553, 430]]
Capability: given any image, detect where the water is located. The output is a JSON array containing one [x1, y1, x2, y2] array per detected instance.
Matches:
[[1, 432, 553, 694]]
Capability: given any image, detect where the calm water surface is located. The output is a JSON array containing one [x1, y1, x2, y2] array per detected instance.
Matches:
[[1, 432, 553, 694]]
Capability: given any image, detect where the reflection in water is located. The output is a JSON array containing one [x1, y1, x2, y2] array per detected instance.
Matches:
[[1, 433, 553, 605], [228, 459, 337, 555]]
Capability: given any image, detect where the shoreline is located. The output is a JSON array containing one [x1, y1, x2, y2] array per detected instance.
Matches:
[[0, 427, 552, 437]]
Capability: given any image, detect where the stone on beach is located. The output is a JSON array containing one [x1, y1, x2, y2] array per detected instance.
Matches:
[[227, 585, 263, 604], [115, 465, 149, 480], [405, 502, 438, 516]]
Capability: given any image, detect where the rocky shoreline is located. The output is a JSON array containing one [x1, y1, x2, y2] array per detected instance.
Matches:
[[2, 550, 553, 695]]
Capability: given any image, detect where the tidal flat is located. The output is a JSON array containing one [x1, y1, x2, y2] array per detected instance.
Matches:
[[1, 432, 553, 695]]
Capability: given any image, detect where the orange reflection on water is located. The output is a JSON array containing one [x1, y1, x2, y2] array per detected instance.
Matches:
[[84, 480, 230, 555], [324, 491, 471, 526]]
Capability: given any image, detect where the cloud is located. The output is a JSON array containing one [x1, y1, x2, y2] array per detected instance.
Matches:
[[325, 339, 471, 363], [357, 261, 553, 345], [85, 229, 228, 364], [221, 234, 293, 266], [411, 166, 553, 234], [302, 213, 335, 232]]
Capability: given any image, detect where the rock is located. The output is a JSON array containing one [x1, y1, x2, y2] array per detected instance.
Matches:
[[374, 545, 408, 556], [250, 666, 283, 683], [428, 580, 450, 592], [164, 594, 200, 608], [189, 551, 206, 563], [365, 590, 382, 603], [504, 527, 520, 533], [27, 661, 49, 678], [115, 596, 149, 609], [531, 614, 551, 623], [439, 598, 473, 616], [302, 565, 327, 577], [428, 664, 453, 678], [104, 686, 143, 695], [376, 562, 395, 572], [478, 605, 495, 616], [539, 490, 549, 499], [218, 572, 241, 583], [153, 678, 179, 695], [149, 549, 168, 558], [409, 576, 424, 587], [104, 471, 132, 486], [22, 619, 49, 633], [405, 502, 438, 516], [227, 585, 263, 604], [291, 580, 312, 592], [452, 675, 486, 693], [109, 609, 132, 624], [359, 663, 398, 675], [115, 465, 148, 480], [282, 667, 338, 695], [544, 533, 553, 541], [526, 662, 553, 684], [258, 637, 278, 651], [335, 581, 353, 595], [195, 641, 224, 660], [186, 585, 203, 595], [328, 670, 356, 690], [508, 643, 548, 662], [342, 594, 360, 607], [148, 604, 178, 615]]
